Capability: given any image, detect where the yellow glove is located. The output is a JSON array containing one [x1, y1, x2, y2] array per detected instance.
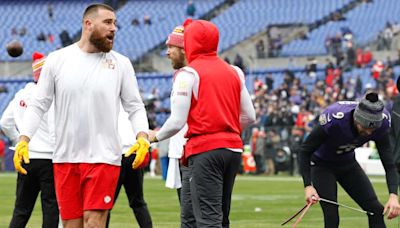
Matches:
[[14, 141, 30, 175], [125, 137, 150, 169]]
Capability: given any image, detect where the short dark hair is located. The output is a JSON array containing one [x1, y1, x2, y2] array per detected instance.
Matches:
[[83, 3, 114, 20]]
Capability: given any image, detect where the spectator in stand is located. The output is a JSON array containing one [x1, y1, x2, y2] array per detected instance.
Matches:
[[334, 66, 343, 88], [283, 69, 295, 86], [395, 49, 400, 66], [356, 48, 364, 67], [0, 85, 7, 93], [253, 128, 266, 174], [267, 129, 281, 175], [265, 73, 274, 93], [143, 15, 152, 25], [289, 87, 302, 106], [386, 56, 394, 68], [372, 60, 384, 81], [59, 30, 73, 47], [250, 128, 258, 154], [383, 24, 394, 51], [275, 148, 290, 174], [331, 11, 345, 21], [234, 53, 245, 71], [342, 78, 357, 100], [288, 127, 302, 175], [298, 30, 309, 40], [186, 0, 196, 17], [19, 27, 27, 37], [11, 27, 18, 36], [131, 18, 140, 27], [256, 39, 265, 58], [331, 33, 342, 57], [352, 74, 362, 96], [346, 42, 356, 69], [47, 33, 55, 44], [295, 106, 310, 129], [305, 57, 317, 78], [325, 67, 335, 88], [37, 31, 47, 42], [264, 129, 275, 175], [271, 34, 283, 57], [224, 56, 230, 64], [254, 77, 264, 94], [325, 58, 334, 73], [48, 3, 54, 21], [384, 65, 395, 80], [362, 47, 373, 65], [325, 35, 333, 54], [385, 78, 398, 100], [341, 26, 353, 42], [377, 32, 386, 51]]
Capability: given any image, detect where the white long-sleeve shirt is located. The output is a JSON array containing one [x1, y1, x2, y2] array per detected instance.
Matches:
[[156, 65, 256, 143], [20, 43, 149, 165], [0, 82, 55, 159]]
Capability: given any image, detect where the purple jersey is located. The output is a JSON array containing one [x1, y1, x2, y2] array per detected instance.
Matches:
[[315, 101, 391, 162]]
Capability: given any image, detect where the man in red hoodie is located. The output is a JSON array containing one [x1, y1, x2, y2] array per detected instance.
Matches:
[[149, 19, 256, 227]]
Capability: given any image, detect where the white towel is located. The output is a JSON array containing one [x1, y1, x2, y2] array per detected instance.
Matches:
[[165, 158, 181, 189]]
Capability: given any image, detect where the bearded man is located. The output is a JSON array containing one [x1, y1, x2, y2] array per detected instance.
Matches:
[[14, 3, 150, 228]]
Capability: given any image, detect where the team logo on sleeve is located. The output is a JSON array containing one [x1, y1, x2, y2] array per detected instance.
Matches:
[[178, 81, 187, 89], [319, 114, 327, 125]]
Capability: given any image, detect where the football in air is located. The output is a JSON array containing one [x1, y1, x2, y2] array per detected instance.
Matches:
[[6, 40, 23, 58]]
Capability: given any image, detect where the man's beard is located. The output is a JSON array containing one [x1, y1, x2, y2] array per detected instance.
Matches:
[[89, 28, 113, 52], [172, 54, 186, 69]]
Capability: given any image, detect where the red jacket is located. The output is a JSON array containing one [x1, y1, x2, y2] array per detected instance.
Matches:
[[183, 20, 243, 159]]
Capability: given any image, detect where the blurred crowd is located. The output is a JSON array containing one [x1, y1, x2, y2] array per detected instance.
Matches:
[[245, 52, 400, 176]]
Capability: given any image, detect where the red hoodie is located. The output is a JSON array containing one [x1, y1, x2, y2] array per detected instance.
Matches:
[[182, 19, 243, 159]]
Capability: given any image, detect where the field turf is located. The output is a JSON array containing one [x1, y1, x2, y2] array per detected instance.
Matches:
[[0, 173, 399, 227]]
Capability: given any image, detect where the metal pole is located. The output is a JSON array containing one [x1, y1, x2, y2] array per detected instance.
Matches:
[[319, 197, 374, 216]]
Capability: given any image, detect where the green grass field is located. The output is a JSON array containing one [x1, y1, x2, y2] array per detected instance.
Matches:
[[0, 173, 399, 228]]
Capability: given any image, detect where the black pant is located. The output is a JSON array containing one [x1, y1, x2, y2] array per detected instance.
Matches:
[[311, 158, 385, 228], [189, 149, 241, 228], [180, 165, 196, 228], [10, 159, 59, 228], [107, 155, 152, 228]]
